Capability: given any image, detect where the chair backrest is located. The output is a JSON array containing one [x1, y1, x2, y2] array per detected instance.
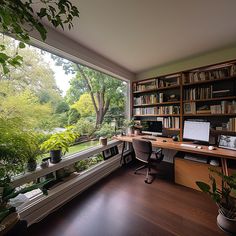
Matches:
[[132, 139, 152, 163]]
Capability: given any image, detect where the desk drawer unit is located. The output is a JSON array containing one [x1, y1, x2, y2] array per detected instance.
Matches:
[[175, 158, 222, 191]]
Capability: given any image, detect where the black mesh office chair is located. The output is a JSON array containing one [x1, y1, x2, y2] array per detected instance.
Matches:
[[132, 139, 164, 184]]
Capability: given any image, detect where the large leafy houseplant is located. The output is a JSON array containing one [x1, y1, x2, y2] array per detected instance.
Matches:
[[196, 167, 236, 233], [40, 130, 76, 163]]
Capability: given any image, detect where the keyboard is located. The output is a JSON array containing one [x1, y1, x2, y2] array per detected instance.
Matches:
[[180, 144, 197, 148], [141, 137, 157, 141]]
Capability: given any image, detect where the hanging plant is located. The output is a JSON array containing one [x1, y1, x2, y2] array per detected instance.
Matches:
[[0, 0, 80, 73]]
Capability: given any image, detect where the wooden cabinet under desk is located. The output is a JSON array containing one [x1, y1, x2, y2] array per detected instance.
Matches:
[[174, 156, 222, 191]]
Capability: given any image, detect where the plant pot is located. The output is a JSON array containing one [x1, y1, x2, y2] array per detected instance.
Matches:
[[99, 137, 107, 146], [50, 150, 62, 164], [217, 211, 236, 235], [40, 157, 50, 169], [27, 159, 37, 172], [128, 127, 134, 135], [134, 129, 141, 135]]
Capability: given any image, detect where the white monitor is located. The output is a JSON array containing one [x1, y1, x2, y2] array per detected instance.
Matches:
[[183, 121, 210, 143]]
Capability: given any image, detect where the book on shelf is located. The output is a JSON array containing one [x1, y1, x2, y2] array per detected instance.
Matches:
[[228, 118, 236, 132], [212, 89, 231, 98], [163, 117, 180, 129], [133, 80, 156, 92], [133, 94, 158, 105], [183, 64, 233, 84], [210, 101, 236, 114], [133, 105, 180, 115], [184, 86, 213, 100]]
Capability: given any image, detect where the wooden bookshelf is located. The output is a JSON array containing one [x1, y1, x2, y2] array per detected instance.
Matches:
[[132, 59, 236, 140]]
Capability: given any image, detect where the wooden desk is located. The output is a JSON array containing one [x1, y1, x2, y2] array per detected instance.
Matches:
[[114, 135, 236, 176]]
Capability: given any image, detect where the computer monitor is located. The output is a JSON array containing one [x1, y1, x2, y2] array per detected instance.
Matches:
[[183, 120, 210, 143], [142, 121, 163, 136]]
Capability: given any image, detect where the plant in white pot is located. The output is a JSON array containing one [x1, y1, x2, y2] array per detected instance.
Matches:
[[196, 168, 236, 234]]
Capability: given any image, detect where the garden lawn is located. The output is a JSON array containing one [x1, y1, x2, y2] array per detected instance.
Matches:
[[67, 140, 100, 155]]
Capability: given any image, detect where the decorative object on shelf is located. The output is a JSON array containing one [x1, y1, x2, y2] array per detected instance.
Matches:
[[40, 157, 50, 169], [102, 146, 119, 160], [99, 137, 108, 146], [40, 130, 76, 164], [218, 135, 236, 151], [184, 102, 196, 114], [172, 135, 179, 141], [196, 168, 236, 235]]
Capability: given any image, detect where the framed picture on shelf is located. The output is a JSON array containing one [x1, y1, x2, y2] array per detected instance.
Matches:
[[184, 102, 196, 114], [103, 148, 112, 160], [218, 135, 236, 151], [102, 146, 119, 160]]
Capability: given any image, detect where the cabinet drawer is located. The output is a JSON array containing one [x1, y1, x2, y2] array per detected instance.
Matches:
[[175, 158, 222, 191]]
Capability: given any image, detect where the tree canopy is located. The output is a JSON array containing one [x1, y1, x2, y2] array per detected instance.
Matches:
[[53, 56, 127, 127]]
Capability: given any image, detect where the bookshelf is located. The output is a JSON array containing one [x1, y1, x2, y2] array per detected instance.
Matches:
[[132, 60, 236, 141]]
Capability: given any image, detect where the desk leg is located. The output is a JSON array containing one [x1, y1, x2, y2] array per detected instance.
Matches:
[[120, 141, 126, 166], [221, 158, 229, 176]]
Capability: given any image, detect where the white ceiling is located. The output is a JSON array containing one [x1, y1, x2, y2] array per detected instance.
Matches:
[[45, 0, 236, 74]]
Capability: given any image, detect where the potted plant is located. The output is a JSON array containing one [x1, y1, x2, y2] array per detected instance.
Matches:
[[24, 133, 45, 172], [196, 167, 236, 234], [124, 119, 136, 134], [40, 130, 76, 164]]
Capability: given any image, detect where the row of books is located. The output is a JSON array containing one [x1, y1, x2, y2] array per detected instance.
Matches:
[[133, 80, 156, 92], [133, 93, 166, 105], [184, 101, 236, 115], [133, 106, 180, 115], [184, 86, 213, 100], [133, 74, 180, 92], [183, 63, 236, 84], [163, 117, 180, 129], [210, 101, 236, 114], [133, 94, 158, 105], [227, 118, 236, 132]]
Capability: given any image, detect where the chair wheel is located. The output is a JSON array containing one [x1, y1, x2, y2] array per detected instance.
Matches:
[[134, 171, 137, 174]]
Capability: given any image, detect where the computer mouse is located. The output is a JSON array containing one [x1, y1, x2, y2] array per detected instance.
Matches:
[[162, 140, 167, 142], [197, 146, 202, 149], [208, 146, 215, 151]]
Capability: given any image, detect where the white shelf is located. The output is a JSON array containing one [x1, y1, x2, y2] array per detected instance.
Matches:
[[12, 140, 122, 188]]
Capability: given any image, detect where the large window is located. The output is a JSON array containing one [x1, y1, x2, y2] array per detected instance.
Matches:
[[0, 35, 128, 178]]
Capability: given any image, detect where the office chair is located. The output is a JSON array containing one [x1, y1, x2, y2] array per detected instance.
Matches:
[[132, 139, 164, 184]]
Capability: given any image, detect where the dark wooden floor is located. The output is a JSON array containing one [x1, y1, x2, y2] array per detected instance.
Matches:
[[27, 163, 224, 236]]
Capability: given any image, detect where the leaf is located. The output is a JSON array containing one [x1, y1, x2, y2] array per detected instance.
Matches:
[[196, 181, 211, 193], [2, 64, 10, 74], [19, 42, 26, 49]]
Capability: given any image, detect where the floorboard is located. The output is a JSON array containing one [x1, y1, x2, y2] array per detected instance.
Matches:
[[27, 162, 225, 236]]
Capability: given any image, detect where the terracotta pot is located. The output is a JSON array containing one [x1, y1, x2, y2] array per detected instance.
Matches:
[[134, 129, 141, 135], [99, 137, 107, 146], [217, 211, 236, 234]]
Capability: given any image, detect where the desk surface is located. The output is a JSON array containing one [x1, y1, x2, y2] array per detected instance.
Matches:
[[114, 135, 236, 160]]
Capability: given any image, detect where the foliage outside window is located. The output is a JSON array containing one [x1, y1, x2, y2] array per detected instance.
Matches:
[[0, 34, 127, 179]]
